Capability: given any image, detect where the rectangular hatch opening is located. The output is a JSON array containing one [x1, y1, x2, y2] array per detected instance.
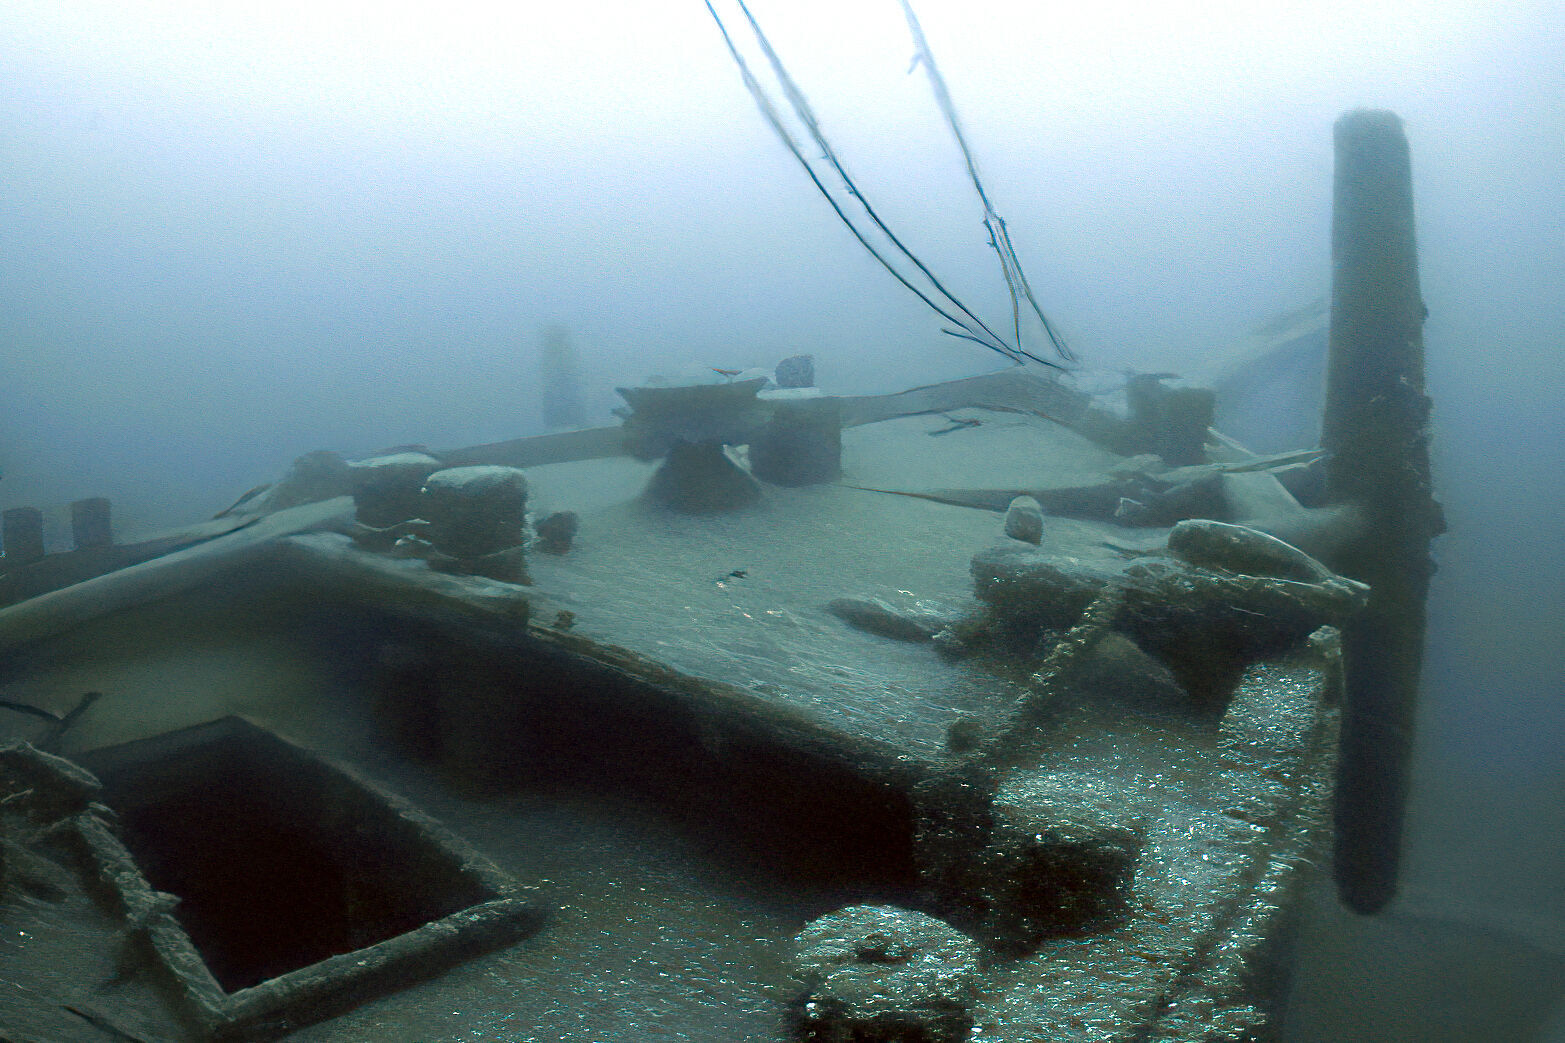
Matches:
[[77, 716, 543, 1033]]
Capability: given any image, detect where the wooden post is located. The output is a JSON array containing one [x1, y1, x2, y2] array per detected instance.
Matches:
[[540, 324, 586, 430], [1323, 110, 1444, 914], [2, 508, 46, 566], [71, 497, 114, 550]]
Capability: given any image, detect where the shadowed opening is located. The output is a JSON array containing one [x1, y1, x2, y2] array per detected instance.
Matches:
[[82, 718, 494, 993]]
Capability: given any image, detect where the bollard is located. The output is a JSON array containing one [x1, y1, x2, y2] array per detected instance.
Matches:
[[749, 398, 842, 486], [1322, 110, 1445, 915], [1, 507, 46, 565], [1125, 375, 1215, 466], [774, 354, 816, 388], [71, 497, 114, 550]]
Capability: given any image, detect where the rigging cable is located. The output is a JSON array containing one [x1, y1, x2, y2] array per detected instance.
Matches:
[[703, 0, 1072, 368], [896, 0, 1074, 362]]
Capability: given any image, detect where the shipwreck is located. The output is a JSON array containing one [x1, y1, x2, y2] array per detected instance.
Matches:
[[0, 110, 1438, 1042]]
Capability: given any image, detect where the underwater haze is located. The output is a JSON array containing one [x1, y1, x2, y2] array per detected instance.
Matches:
[[3, 0, 1563, 1037]]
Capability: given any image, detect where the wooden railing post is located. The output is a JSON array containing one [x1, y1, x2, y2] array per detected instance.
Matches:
[[2, 507, 45, 566], [71, 497, 114, 550]]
